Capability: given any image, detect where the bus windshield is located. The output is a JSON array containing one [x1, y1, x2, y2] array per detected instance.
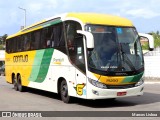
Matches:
[[86, 25, 144, 73]]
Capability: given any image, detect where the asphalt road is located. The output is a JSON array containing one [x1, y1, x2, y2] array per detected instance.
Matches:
[[0, 76, 160, 120]]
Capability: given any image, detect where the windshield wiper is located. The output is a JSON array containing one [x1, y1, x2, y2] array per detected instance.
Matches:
[[120, 43, 136, 71], [88, 50, 102, 68], [130, 35, 138, 48]]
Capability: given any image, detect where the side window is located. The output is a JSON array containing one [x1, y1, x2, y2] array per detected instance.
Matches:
[[12, 38, 17, 52], [40, 28, 52, 49], [40, 23, 65, 49], [6, 38, 16, 53], [6, 23, 65, 53], [35, 30, 41, 49], [6, 40, 11, 53], [24, 33, 31, 51], [40, 29, 46, 49], [20, 36, 24, 51], [46, 27, 52, 48], [65, 21, 86, 73], [53, 23, 64, 47], [16, 36, 24, 52], [6, 40, 9, 53], [31, 30, 41, 50]]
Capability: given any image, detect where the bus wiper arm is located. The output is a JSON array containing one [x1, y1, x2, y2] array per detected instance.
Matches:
[[122, 52, 136, 71], [120, 44, 136, 71]]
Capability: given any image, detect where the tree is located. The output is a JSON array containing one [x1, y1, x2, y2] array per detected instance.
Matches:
[[0, 34, 7, 50], [1, 34, 8, 45], [2, 34, 8, 42]]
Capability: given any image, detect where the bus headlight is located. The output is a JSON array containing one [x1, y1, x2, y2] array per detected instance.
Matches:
[[135, 77, 144, 87], [88, 78, 107, 89]]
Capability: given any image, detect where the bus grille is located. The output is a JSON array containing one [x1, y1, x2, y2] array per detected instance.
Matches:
[[107, 84, 135, 89]]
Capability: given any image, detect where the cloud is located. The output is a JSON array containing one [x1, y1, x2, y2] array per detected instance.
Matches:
[[27, 0, 58, 12], [28, 3, 43, 12], [1, 0, 160, 35], [126, 8, 160, 19]]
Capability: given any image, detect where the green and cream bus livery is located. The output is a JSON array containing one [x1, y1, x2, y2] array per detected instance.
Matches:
[[5, 13, 152, 103]]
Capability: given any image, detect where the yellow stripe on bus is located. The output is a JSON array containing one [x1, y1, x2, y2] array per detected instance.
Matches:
[[94, 73, 125, 85]]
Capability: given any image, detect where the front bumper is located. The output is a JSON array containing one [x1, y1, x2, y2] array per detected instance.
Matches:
[[86, 83, 144, 99]]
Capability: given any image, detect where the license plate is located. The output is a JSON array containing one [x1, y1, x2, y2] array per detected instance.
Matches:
[[117, 92, 127, 96]]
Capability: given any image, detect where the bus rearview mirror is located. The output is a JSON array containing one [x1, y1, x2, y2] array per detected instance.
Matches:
[[139, 33, 154, 51], [77, 30, 94, 50]]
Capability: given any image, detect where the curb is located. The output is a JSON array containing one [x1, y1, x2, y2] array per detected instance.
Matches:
[[145, 82, 160, 84]]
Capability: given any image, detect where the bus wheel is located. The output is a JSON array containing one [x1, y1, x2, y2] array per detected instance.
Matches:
[[13, 76, 18, 91], [17, 75, 24, 92], [60, 80, 71, 103]]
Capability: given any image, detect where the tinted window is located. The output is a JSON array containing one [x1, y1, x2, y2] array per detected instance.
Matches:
[[65, 21, 86, 73], [6, 22, 65, 53]]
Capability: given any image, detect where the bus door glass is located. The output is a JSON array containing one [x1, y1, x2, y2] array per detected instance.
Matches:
[[65, 21, 87, 97]]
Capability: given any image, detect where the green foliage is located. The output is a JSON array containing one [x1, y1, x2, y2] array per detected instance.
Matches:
[[151, 32, 160, 48], [0, 45, 5, 50], [156, 30, 159, 35], [154, 38, 160, 48], [141, 31, 160, 50], [141, 42, 149, 50], [0, 34, 7, 50]]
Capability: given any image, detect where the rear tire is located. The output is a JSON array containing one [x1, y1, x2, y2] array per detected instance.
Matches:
[[17, 75, 25, 92], [13, 76, 18, 91], [60, 80, 71, 103]]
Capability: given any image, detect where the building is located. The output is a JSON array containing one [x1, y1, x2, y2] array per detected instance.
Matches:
[[0, 50, 5, 66]]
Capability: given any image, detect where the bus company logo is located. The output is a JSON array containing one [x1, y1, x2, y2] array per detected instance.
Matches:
[[13, 55, 28, 63], [52, 58, 64, 65], [74, 84, 85, 96]]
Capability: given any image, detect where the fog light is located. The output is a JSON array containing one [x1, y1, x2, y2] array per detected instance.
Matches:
[[92, 90, 99, 95]]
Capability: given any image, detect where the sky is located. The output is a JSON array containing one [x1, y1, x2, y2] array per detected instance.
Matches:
[[0, 0, 160, 36]]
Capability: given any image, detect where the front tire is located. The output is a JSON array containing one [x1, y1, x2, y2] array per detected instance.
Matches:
[[60, 80, 71, 103]]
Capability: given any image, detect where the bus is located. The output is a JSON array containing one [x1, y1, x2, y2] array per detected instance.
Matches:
[[5, 13, 152, 103]]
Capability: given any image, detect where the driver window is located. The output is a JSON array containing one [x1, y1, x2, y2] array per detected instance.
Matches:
[[65, 21, 86, 73]]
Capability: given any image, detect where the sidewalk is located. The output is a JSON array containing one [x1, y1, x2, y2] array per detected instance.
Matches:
[[144, 77, 160, 82], [144, 49, 160, 81]]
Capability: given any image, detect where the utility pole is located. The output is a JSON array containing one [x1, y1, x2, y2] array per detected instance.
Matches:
[[18, 7, 26, 28]]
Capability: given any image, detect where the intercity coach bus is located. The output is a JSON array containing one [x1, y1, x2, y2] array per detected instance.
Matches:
[[5, 13, 152, 103]]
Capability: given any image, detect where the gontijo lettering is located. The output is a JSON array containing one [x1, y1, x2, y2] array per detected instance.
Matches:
[[13, 55, 28, 62]]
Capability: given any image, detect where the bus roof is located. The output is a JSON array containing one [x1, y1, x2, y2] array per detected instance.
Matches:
[[7, 12, 134, 39], [66, 13, 133, 26]]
